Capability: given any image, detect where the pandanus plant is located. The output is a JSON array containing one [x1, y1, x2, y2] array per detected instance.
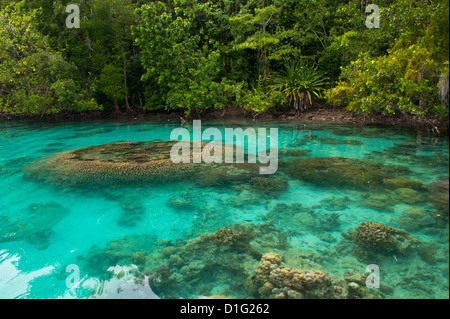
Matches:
[[271, 62, 328, 111]]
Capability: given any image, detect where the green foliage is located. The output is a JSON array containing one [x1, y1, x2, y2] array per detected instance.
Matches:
[[229, 2, 280, 81], [327, 35, 448, 118], [0, 0, 448, 119], [326, 0, 449, 119], [271, 62, 328, 111], [0, 1, 100, 114], [134, 0, 240, 114], [99, 64, 125, 102], [239, 76, 284, 113]]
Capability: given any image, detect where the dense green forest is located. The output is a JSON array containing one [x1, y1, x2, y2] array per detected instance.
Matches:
[[0, 0, 448, 119]]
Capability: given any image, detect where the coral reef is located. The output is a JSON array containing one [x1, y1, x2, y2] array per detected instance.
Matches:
[[319, 212, 342, 231], [247, 253, 336, 299], [393, 188, 427, 205], [248, 177, 288, 197], [418, 245, 438, 265], [193, 164, 253, 188], [340, 268, 385, 299], [262, 202, 316, 234], [428, 179, 449, 215], [209, 226, 250, 246], [118, 196, 146, 227], [146, 225, 260, 298], [367, 140, 449, 177], [383, 178, 423, 190], [24, 140, 270, 191], [23, 141, 201, 188], [360, 194, 395, 212], [240, 222, 291, 252], [287, 157, 402, 190], [229, 189, 269, 208], [138, 221, 293, 299], [320, 196, 352, 211], [166, 194, 197, 212], [343, 221, 420, 261], [395, 208, 437, 231], [78, 233, 157, 276]]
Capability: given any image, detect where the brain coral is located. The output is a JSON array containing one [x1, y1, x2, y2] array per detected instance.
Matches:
[[347, 221, 420, 257], [23, 140, 239, 188]]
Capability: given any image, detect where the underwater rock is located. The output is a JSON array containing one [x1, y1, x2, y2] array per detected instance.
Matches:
[[229, 189, 267, 208], [318, 233, 337, 243], [393, 188, 427, 205], [321, 137, 363, 145], [288, 157, 396, 190], [247, 253, 336, 299], [267, 202, 305, 215], [369, 141, 449, 174], [344, 221, 420, 260], [262, 202, 316, 233], [187, 205, 235, 236], [360, 194, 395, 212], [318, 212, 342, 231], [347, 282, 363, 298], [383, 178, 423, 190], [248, 177, 288, 198], [320, 196, 352, 211], [166, 196, 197, 212], [428, 179, 449, 214], [240, 221, 290, 252], [0, 202, 69, 250], [418, 245, 438, 265], [396, 208, 437, 231], [226, 177, 289, 209]]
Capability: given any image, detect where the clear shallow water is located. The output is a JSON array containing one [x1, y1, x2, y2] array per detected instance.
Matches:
[[0, 120, 448, 299]]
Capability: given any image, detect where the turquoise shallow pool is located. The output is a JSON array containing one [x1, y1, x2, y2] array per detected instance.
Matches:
[[0, 120, 448, 299]]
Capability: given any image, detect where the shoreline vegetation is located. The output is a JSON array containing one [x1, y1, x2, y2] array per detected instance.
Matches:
[[1, 107, 448, 136], [1, 0, 448, 132]]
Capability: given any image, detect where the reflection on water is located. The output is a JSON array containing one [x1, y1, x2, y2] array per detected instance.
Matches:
[[0, 121, 448, 299], [0, 250, 55, 298]]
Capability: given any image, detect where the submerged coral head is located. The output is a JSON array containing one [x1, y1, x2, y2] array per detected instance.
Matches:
[[170, 120, 279, 174]]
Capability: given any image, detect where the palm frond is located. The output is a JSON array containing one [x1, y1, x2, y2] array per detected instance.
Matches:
[[270, 62, 328, 110]]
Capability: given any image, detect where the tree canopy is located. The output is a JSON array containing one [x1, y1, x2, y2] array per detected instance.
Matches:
[[0, 0, 448, 119]]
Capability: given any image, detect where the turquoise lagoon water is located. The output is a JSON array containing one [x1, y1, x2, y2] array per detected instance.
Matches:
[[0, 120, 448, 299]]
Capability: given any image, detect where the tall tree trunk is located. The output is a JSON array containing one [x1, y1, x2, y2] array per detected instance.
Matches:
[[113, 97, 120, 113], [123, 56, 133, 113]]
